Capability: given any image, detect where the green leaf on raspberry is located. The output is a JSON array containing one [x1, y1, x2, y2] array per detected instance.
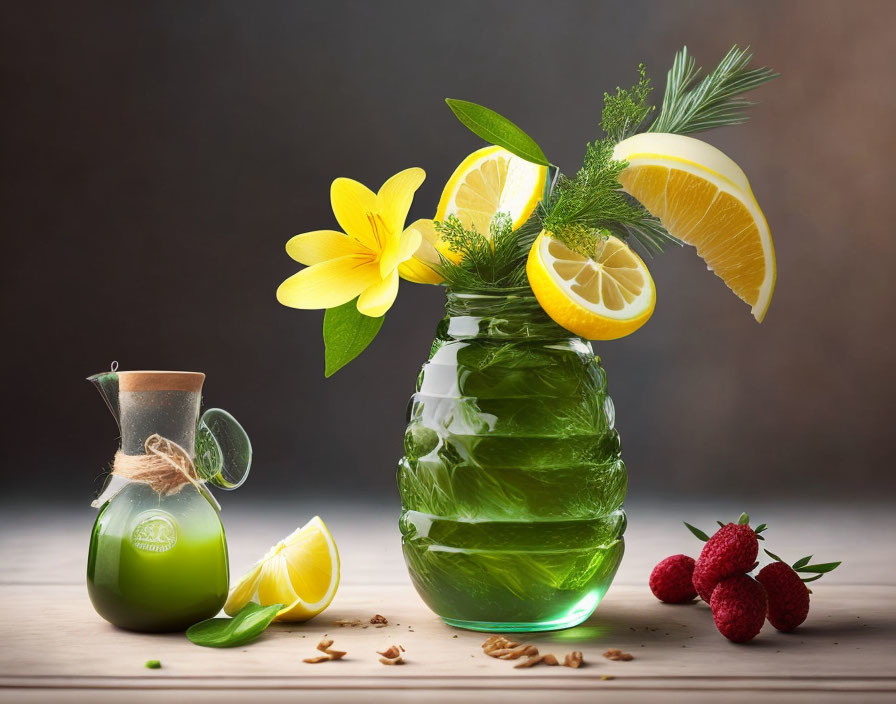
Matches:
[[683, 522, 710, 542], [791, 555, 813, 569], [754, 523, 767, 534], [795, 561, 841, 574], [801, 574, 824, 583], [716, 520, 725, 528], [764, 549, 784, 562], [737, 512, 750, 525]]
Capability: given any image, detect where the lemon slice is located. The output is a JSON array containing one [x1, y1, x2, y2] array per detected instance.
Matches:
[[612, 132, 776, 322], [436, 145, 547, 261], [527, 231, 656, 340], [224, 516, 340, 622]]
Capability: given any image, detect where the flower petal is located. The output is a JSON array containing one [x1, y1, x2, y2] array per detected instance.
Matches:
[[397, 218, 444, 284], [398, 258, 443, 285], [331, 178, 379, 251], [276, 254, 380, 309], [356, 269, 399, 317], [376, 167, 425, 238], [285, 230, 369, 265], [379, 227, 421, 278]]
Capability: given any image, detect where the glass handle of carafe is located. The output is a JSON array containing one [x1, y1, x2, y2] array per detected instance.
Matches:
[[195, 408, 252, 490]]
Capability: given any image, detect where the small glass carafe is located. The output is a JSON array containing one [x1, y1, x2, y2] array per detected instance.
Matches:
[[86, 369, 250, 632]]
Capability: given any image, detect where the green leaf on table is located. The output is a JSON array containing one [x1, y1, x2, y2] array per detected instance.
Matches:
[[323, 299, 384, 377], [683, 522, 710, 542], [445, 99, 550, 166], [186, 602, 283, 648]]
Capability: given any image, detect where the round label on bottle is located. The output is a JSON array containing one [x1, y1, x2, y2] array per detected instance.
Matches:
[[131, 512, 178, 553]]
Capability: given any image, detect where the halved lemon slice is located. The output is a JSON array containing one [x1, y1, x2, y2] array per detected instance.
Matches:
[[527, 231, 656, 340], [435, 145, 547, 262], [612, 132, 775, 322], [224, 516, 340, 622]]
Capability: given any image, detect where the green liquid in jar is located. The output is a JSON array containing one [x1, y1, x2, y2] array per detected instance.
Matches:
[[398, 290, 626, 631]]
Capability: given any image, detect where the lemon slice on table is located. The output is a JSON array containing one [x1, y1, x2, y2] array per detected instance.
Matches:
[[527, 231, 656, 340], [224, 516, 340, 622], [612, 132, 776, 322], [435, 145, 547, 262]]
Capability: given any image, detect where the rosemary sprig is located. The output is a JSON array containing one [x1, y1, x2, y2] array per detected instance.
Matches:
[[649, 45, 779, 135]]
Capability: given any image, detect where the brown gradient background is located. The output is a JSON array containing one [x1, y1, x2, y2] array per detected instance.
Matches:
[[2, 0, 894, 504]]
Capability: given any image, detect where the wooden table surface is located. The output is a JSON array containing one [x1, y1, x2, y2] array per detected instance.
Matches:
[[2, 499, 895, 703]]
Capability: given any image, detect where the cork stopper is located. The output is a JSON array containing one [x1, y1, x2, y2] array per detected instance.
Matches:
[[118, 370, 206, 393]]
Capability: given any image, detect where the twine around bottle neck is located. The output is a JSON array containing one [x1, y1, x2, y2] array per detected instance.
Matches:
[[111, 434, 203, 496]]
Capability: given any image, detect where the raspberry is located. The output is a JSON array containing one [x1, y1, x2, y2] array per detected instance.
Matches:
[[756, 561, 810, 632], [692, 523, 759, 601], [649, 555, 697, 603], [710, 574, 767, 642]]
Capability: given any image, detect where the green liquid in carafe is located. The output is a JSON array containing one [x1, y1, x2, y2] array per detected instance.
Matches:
[[87, 482, 228, 632]]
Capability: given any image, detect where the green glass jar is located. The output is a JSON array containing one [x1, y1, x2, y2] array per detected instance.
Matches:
[[398, 288, 626, 632]]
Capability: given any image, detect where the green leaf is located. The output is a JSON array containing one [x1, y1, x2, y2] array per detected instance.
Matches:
[[445, 99, 550, 166], [716, 520, 725, 528], [186, 602, 283, 648], [802, 574, 824, 583], [764, 549, 783, 562], [792, 555, 813, 569], [323, 299, 384, 377], [795, 561, 842, 574], [145, 660, 161, 669], [737, 512, 750, 525], [683, 522, 710, 542], [754, 523, 767, 534]]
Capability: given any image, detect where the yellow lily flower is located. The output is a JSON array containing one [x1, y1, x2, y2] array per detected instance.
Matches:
[[276, 167, 442, 317]]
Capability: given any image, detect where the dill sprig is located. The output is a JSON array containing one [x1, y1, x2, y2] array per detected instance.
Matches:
[[601, 64, 655, 143], [649, 45, 779, 135], [542, 140, 676, 257], [434, 213, 530, 289]]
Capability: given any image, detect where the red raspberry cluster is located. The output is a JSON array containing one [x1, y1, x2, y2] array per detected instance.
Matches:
[[648, 515, 838, 643]]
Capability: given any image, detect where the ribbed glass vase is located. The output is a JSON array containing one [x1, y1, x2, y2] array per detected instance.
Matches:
[[398, 287, 627, 632]]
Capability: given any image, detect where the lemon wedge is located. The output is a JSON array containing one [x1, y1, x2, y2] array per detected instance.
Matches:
[[224, 516, 340, 622], [435, 145, 547, 262], [612, 132, 776, 322], [527, 231, 656, 340]]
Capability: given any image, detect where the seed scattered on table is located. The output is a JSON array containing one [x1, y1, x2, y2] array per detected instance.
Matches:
[[601, 674, 615, 680], [563, 651, 584, 668], [370, 614, 388, 625], [603, 648, 633, 661], [303, 638, 346, 663], [333, 618, 362, 627], [144, 660, 161, 669], [483, 636, 574, 669], [377, 644, 405, 665]]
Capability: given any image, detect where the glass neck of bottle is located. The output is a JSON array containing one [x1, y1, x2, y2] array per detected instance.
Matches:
[[119, 390, 201, 456], [442, 287, 577, 341]]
